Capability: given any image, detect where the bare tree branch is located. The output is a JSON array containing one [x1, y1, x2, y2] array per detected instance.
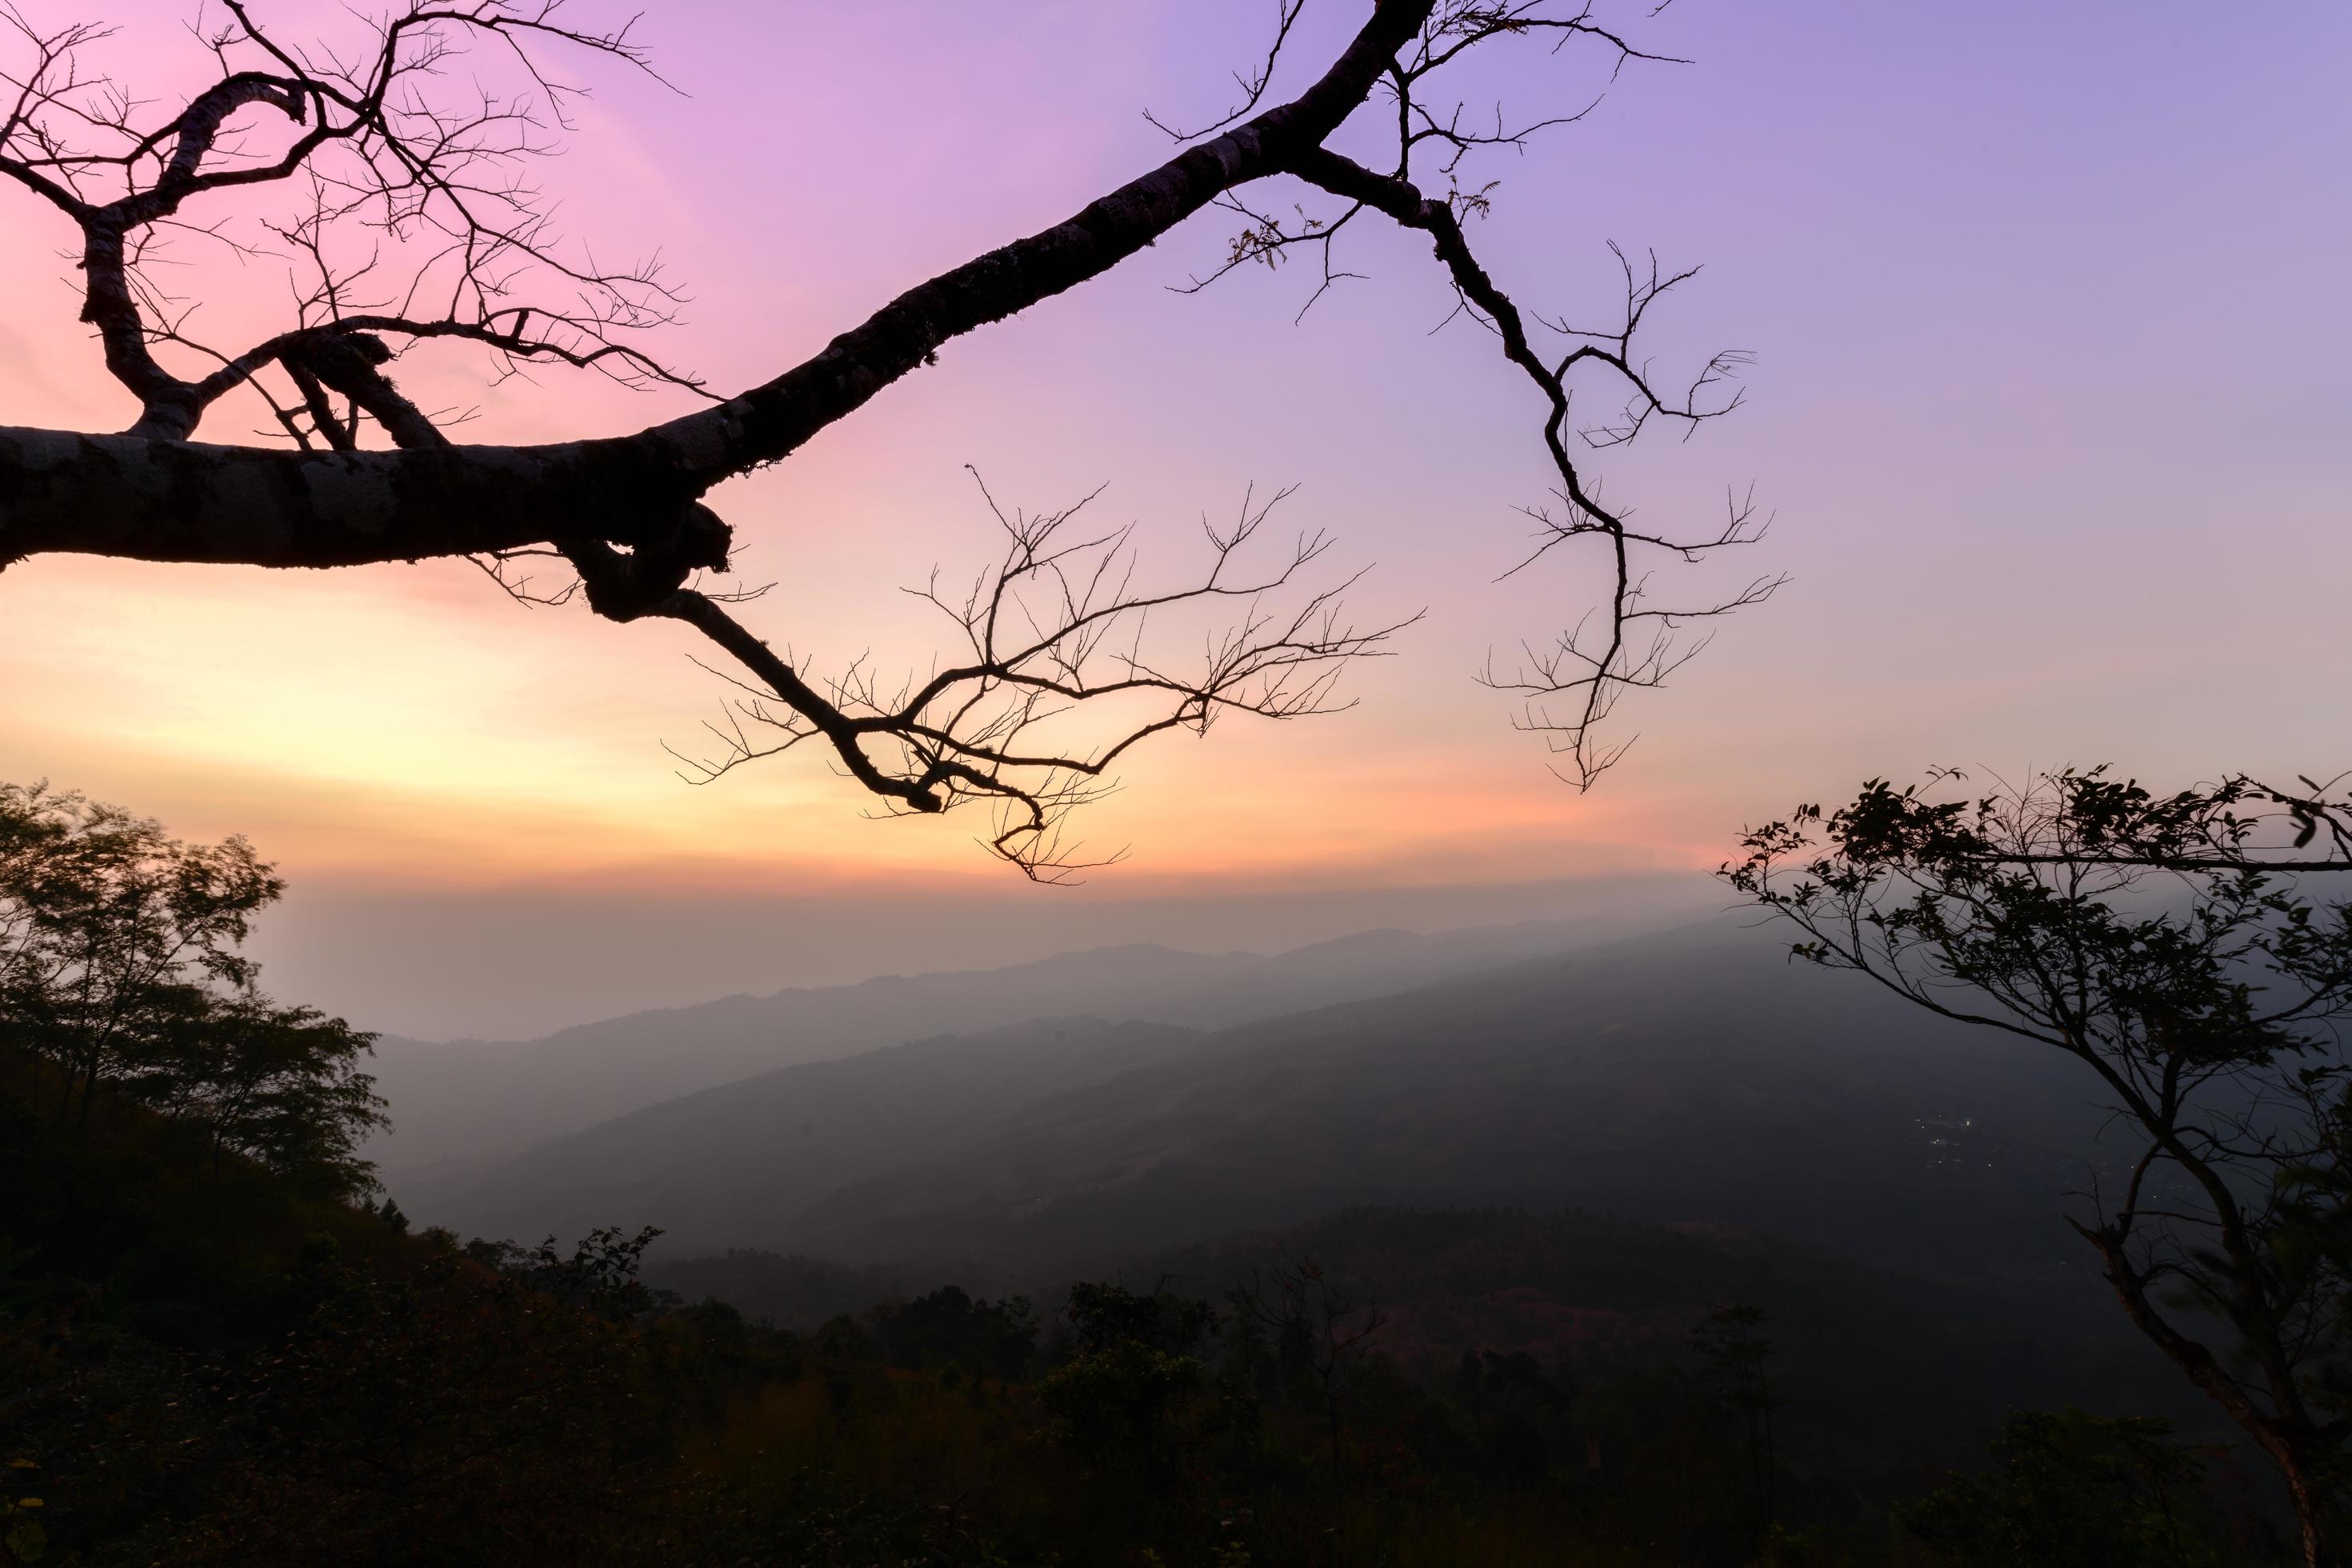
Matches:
[[0, 0, 1764, 871], [660, 473, 1415, 880], [1278, 145, 1774, 787]]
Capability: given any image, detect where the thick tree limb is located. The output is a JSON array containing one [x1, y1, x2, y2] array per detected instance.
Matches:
[[2, 0, 1758, 872], [0, 423, 724, 571], [1, 1, 1430, 570]]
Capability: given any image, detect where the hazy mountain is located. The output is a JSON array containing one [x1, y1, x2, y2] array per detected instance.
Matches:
[[405, 1015, 1204, 1247], [364, 908, 1693, 1176], [403, 917, 2112, 1282]]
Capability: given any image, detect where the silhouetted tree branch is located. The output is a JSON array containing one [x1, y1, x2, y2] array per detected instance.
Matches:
[[0, 0, 1762, 872], [664, 472, 1412, 879], [1232, 1256, 1386, 1485], [1170, 2, 1772, 788]]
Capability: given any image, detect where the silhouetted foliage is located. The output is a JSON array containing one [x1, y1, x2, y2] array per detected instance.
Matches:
[[466, 1224, 673, 1321], [0, 781, 382, 1193], [1233, 1258, 1388, 1485], [1694, 1303, 1782, 1539], [1038, 1281, 1227, 1475], [1068, 1278, 1222, 1358], [0, 779, 2308, 1564], [872, 1284, 1039, 1382], [1729, 766, 2352, 1565], [140, 994, 386, 1197], [1906, 1408, 2236, 1568]]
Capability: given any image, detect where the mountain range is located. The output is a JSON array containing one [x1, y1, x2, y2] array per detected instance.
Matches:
[[364, 908, 1698, 1177], [395, 915, 2116, 1286]]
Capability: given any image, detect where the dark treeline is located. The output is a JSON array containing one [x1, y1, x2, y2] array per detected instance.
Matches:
[[0, 779, 2325, 1566], [0, 1137, 2279, 1566]]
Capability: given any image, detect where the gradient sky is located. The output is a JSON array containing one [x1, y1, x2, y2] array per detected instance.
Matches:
[[3, 0, 2347, 1037]]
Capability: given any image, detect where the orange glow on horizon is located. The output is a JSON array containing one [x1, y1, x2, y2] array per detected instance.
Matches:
[[5, 0, 2346, 925]]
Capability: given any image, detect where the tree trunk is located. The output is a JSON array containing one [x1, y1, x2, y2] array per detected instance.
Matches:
[[2086, 1222, 2336, 1566], [2283, 1446, 2334, 1568]]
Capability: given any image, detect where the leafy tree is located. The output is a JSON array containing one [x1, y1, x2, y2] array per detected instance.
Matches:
[[1906, 1408, 2231, 1568], [873, 1284, 1038, 1383], [1455, 1349, 1574, 1490], [0, 3, 1771, 875], [138, 993, 385, 1194], [1040, 1281, 1225, 1470], [1692, 1302, 1782, 1535], [181, 1238, 690, 1566], [1231, 1258, 1386, 1484], [0, 782, 383, 1195], [1067, 1279, 1221, 1358], [1726, 766, 2352, 1565], [0, 786, 53, 988], [0, 782, 279, 1131], [467, 1225, 672, 1322], [1038, 1337, 1210, 1463]]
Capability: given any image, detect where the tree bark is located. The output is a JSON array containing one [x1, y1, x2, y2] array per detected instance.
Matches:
[[0, 1, 1434, 576], [2086, 1222, 2335, 1566], [2285, 1449, 2334, 1568]]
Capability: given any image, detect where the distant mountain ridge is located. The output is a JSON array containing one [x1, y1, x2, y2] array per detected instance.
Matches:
[[365, 909, 1696, 1176], [401, 916, 2107, 1282]]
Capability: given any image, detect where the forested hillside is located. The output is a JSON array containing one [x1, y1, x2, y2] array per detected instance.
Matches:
[[1, 788, 2302, 1565], [6, 1052, 2273, 1566]]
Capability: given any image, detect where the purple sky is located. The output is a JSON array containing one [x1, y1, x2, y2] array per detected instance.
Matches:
[[2, 1, 2346, 1036]]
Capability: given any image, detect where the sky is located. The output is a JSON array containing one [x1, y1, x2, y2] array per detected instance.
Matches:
[[2, 0, 2347, 1038]]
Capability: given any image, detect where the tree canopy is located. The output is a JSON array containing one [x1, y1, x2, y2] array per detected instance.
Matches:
[[1726, 766, 2352, 1566], [0, 779, 383, 1193]]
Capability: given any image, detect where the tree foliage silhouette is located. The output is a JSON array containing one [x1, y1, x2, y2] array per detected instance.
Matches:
[[0, 780, 383, 1191], [1726, 766, 2352, 1566], [1907, 1408, 2229, 1568], [1692, 1302, 1780, 1538]]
